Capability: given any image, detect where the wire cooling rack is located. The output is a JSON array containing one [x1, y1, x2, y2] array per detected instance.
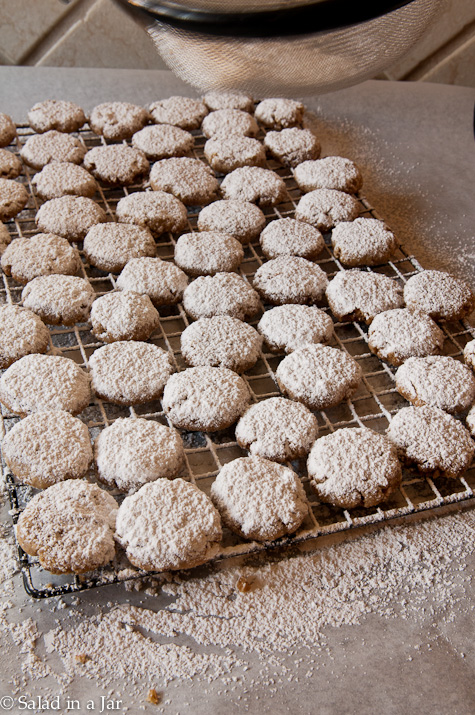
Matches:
[[2, 120, 475, 598]]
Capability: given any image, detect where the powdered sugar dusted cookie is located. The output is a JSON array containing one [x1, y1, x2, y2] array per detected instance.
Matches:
[[257, 304, 333, 353], [162, 366, 250, 431], [174, 231, 244, 276], [202, 109, 259, 139], [211, 456, 308, 541], [0, 222, 11, 255], [116, 190, 188, 235], [387, 405, 475, 478], [260, 217, 324, 260], [0, 178, 28, 220], [331, 218, 397, 266], [115, 478, 221, 571], [32, 162, 98, 200], [204, 135, 265, 174], [0, 304, 49, 368], [203, 91, 254, 112], [21, 275, 95, 325], [276, 344, 362, 411], [20, 130, 86, 169], [132, 124, 193, 160], [183, 272, 260, 321], [197, 200, 265, 244], [1, 234, 80, 283], [89, 101, 148, 140], [16, 481, 117, 574], [36, 196, 106, 242], [255, 98, 304, 129], [181, 315, 262, 373], [0, 113, 16, 147], [149, 96, 208, 130], [0, 354, 90, 416], [395, 356, 475, 414], [236, 397, 318, 462], [83, 223, 156, 273], [294, 157, 363, 194], [28, 100, 86, 133], [264, 128, 320, 168], [90, 290, 159, 343], [463, 339, 475, 372], [150, 157, 219, 205], [116, 257, 188, 306], [0, 149, 22, 179], [295, 189, 360, 232], [89, 341, 173, 405], [220, 166, 287, 206], [368, 309, 445, 366], [94, 417, 184, 492], [404, 270, 475, 321], [326, 270, 404, 324], [84, 145, 149, 186], [2, 410, 92, 489], [307, 427, 402, 508], [254, 256, 328, 305]]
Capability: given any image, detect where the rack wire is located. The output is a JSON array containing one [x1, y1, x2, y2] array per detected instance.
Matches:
[[2, 120, 475, 598]]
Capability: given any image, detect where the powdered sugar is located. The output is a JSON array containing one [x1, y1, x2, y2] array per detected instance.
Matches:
[[83, 145, 149, 186], [294, 156, 363, 194], [326, 269, 404, 323], [116, 190, 188, 235], [89, 101, 148, 141], [331, 217, 397, 266], [0, 304, 50, 367], [35, 196, 107, 242], [150, 157, 219, 206], [368, 308, 446, 366], [253, 255, 328, 305], [90, 290, 159, 343], [259, 217, 324, 260], [295, 188, 360, 231], [204, 135, 265, 173], [201, 109, 258, 139], [257, 304, 334, 353], [149, 96, 208, 130], [1, 233, 80, 283], [263, 128, 320, 168], [32, 162, 97, 200], [116, 257, 188, 306], [395, 356, 475, 414], [132, 124, 194, 160], [183, 272, 260, 321], [221, 166, 287, 206], [174, 231, 244, 276], [197, 199, 266, 244], [20, 130, 86, 169], [83, 223, 156, 273], [404, 270, 475, 321], [21, 274, 95, 326]]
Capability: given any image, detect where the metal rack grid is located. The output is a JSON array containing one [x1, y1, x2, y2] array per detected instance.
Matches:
[[2, 121, 475, 599]]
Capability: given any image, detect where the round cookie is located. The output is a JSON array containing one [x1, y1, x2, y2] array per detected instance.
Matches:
[[21, 274, 95, 325], [16, 481, 117, 574], [150, 157, 219, 206], [115, 478, 222, 572], [387, 405, 475, 478], [307, 427, 402, 508], [253, 256, 328, 305], [395, 355, 475, 414], [1, 234, 80, 283], [276, 344, 362, 411], [264, 128, 320, 168], [89, 341, 173, 405], [89, 101, 149, 141], [254, 98, 304, 129], [0, 222, 11, 255], [90, 290, 160, 343], [204, 135, 265, 174], [149, 96, 208, 130], [210, 456, 308, 541], [404, 270, 475, 321], [32, 162, 98, 200], [236, 397, 318, 462], [116, 257, 188, 306], [259, 217, 324, 260], [174, 231, 244, 276], [2, 410, 93, 489], [0, 113, 16, 147], [132, 124, 194, 160], [220, 166, 287, 207], [326, 269, 404, 324], [180, 315, 262, 373], [295, 189, 360, 232], [83, 145, 149, 186], [20, 130, 86, 169], [0, 149, 22, 179], [197, 199, 265, 244], [94, 417, 185, 492], [83, 223, 156, 273], [183, 272, 260, 321], [0, 178, 28, 220], [0, 354, 91, 416], [331, 218, 397, 267], [116, 190, 188, 236], [463, 339, 475, 372], [368, 308, 445, 367], [162, 366, 250, 431], [294, 156, 363, 194], [36, 196, 107, 242], [28, 100, 86, 133], [0, 304, 50, 368], [201, 109, 259, 139], [257, 304, 333, 353], [203, 91, 254, 113]]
